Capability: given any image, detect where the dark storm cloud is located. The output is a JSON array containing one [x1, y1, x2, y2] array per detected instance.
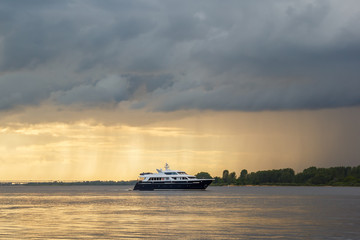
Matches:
[[1, 0, 360, 111]]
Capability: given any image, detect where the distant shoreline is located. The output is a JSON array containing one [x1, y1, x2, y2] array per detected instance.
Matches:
[[211, 183, 360, 187], [1, 181, 359, 187], [2, 165, 359, 187], [200, 166, 360, 187]]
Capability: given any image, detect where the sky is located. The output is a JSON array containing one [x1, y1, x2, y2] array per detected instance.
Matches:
[[1, 0, 360, 181]]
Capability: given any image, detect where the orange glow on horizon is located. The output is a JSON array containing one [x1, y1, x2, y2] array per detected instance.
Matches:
[[1, 107, 360, 181]]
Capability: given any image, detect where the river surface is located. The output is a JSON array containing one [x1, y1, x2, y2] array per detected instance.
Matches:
[[0, 185, 359, 239]]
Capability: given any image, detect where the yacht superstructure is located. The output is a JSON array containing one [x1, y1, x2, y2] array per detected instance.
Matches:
[[133, 163, 213, 191]]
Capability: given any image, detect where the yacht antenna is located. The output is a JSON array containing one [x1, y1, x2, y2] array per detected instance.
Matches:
[[165, 163, 170, 170]]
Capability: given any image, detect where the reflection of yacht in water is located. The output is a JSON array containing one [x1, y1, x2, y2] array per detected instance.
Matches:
[[133, 163, 213, 191]]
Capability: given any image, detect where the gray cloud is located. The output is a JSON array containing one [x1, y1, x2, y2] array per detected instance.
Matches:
[[1, 0, 360, 112], [52, 75, 129, 105]]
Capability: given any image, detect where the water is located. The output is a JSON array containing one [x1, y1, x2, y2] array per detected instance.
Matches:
[[0, 186, 359, 239]]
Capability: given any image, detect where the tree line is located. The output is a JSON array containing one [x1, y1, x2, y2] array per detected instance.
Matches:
[[195, 166, 360, 186]]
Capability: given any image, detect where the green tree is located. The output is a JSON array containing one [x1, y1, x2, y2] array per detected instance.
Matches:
[[295, 166, 317, 183], [309, 168, 332, 185], [240, 169, 248, 179], [229, 172, 237, 184], [238, 169, 248, 185], [222, 170, 229, 183], [279, 168, 295, 183], [350, 166, 360, 178], [213, 176, 224, 185], [195, 172, 212, 179]]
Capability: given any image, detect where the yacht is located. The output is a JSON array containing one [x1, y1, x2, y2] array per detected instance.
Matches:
[[133, 163, 213, 191]]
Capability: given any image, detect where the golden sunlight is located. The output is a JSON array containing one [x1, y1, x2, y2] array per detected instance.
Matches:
[[1, 107, 360, 181]]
